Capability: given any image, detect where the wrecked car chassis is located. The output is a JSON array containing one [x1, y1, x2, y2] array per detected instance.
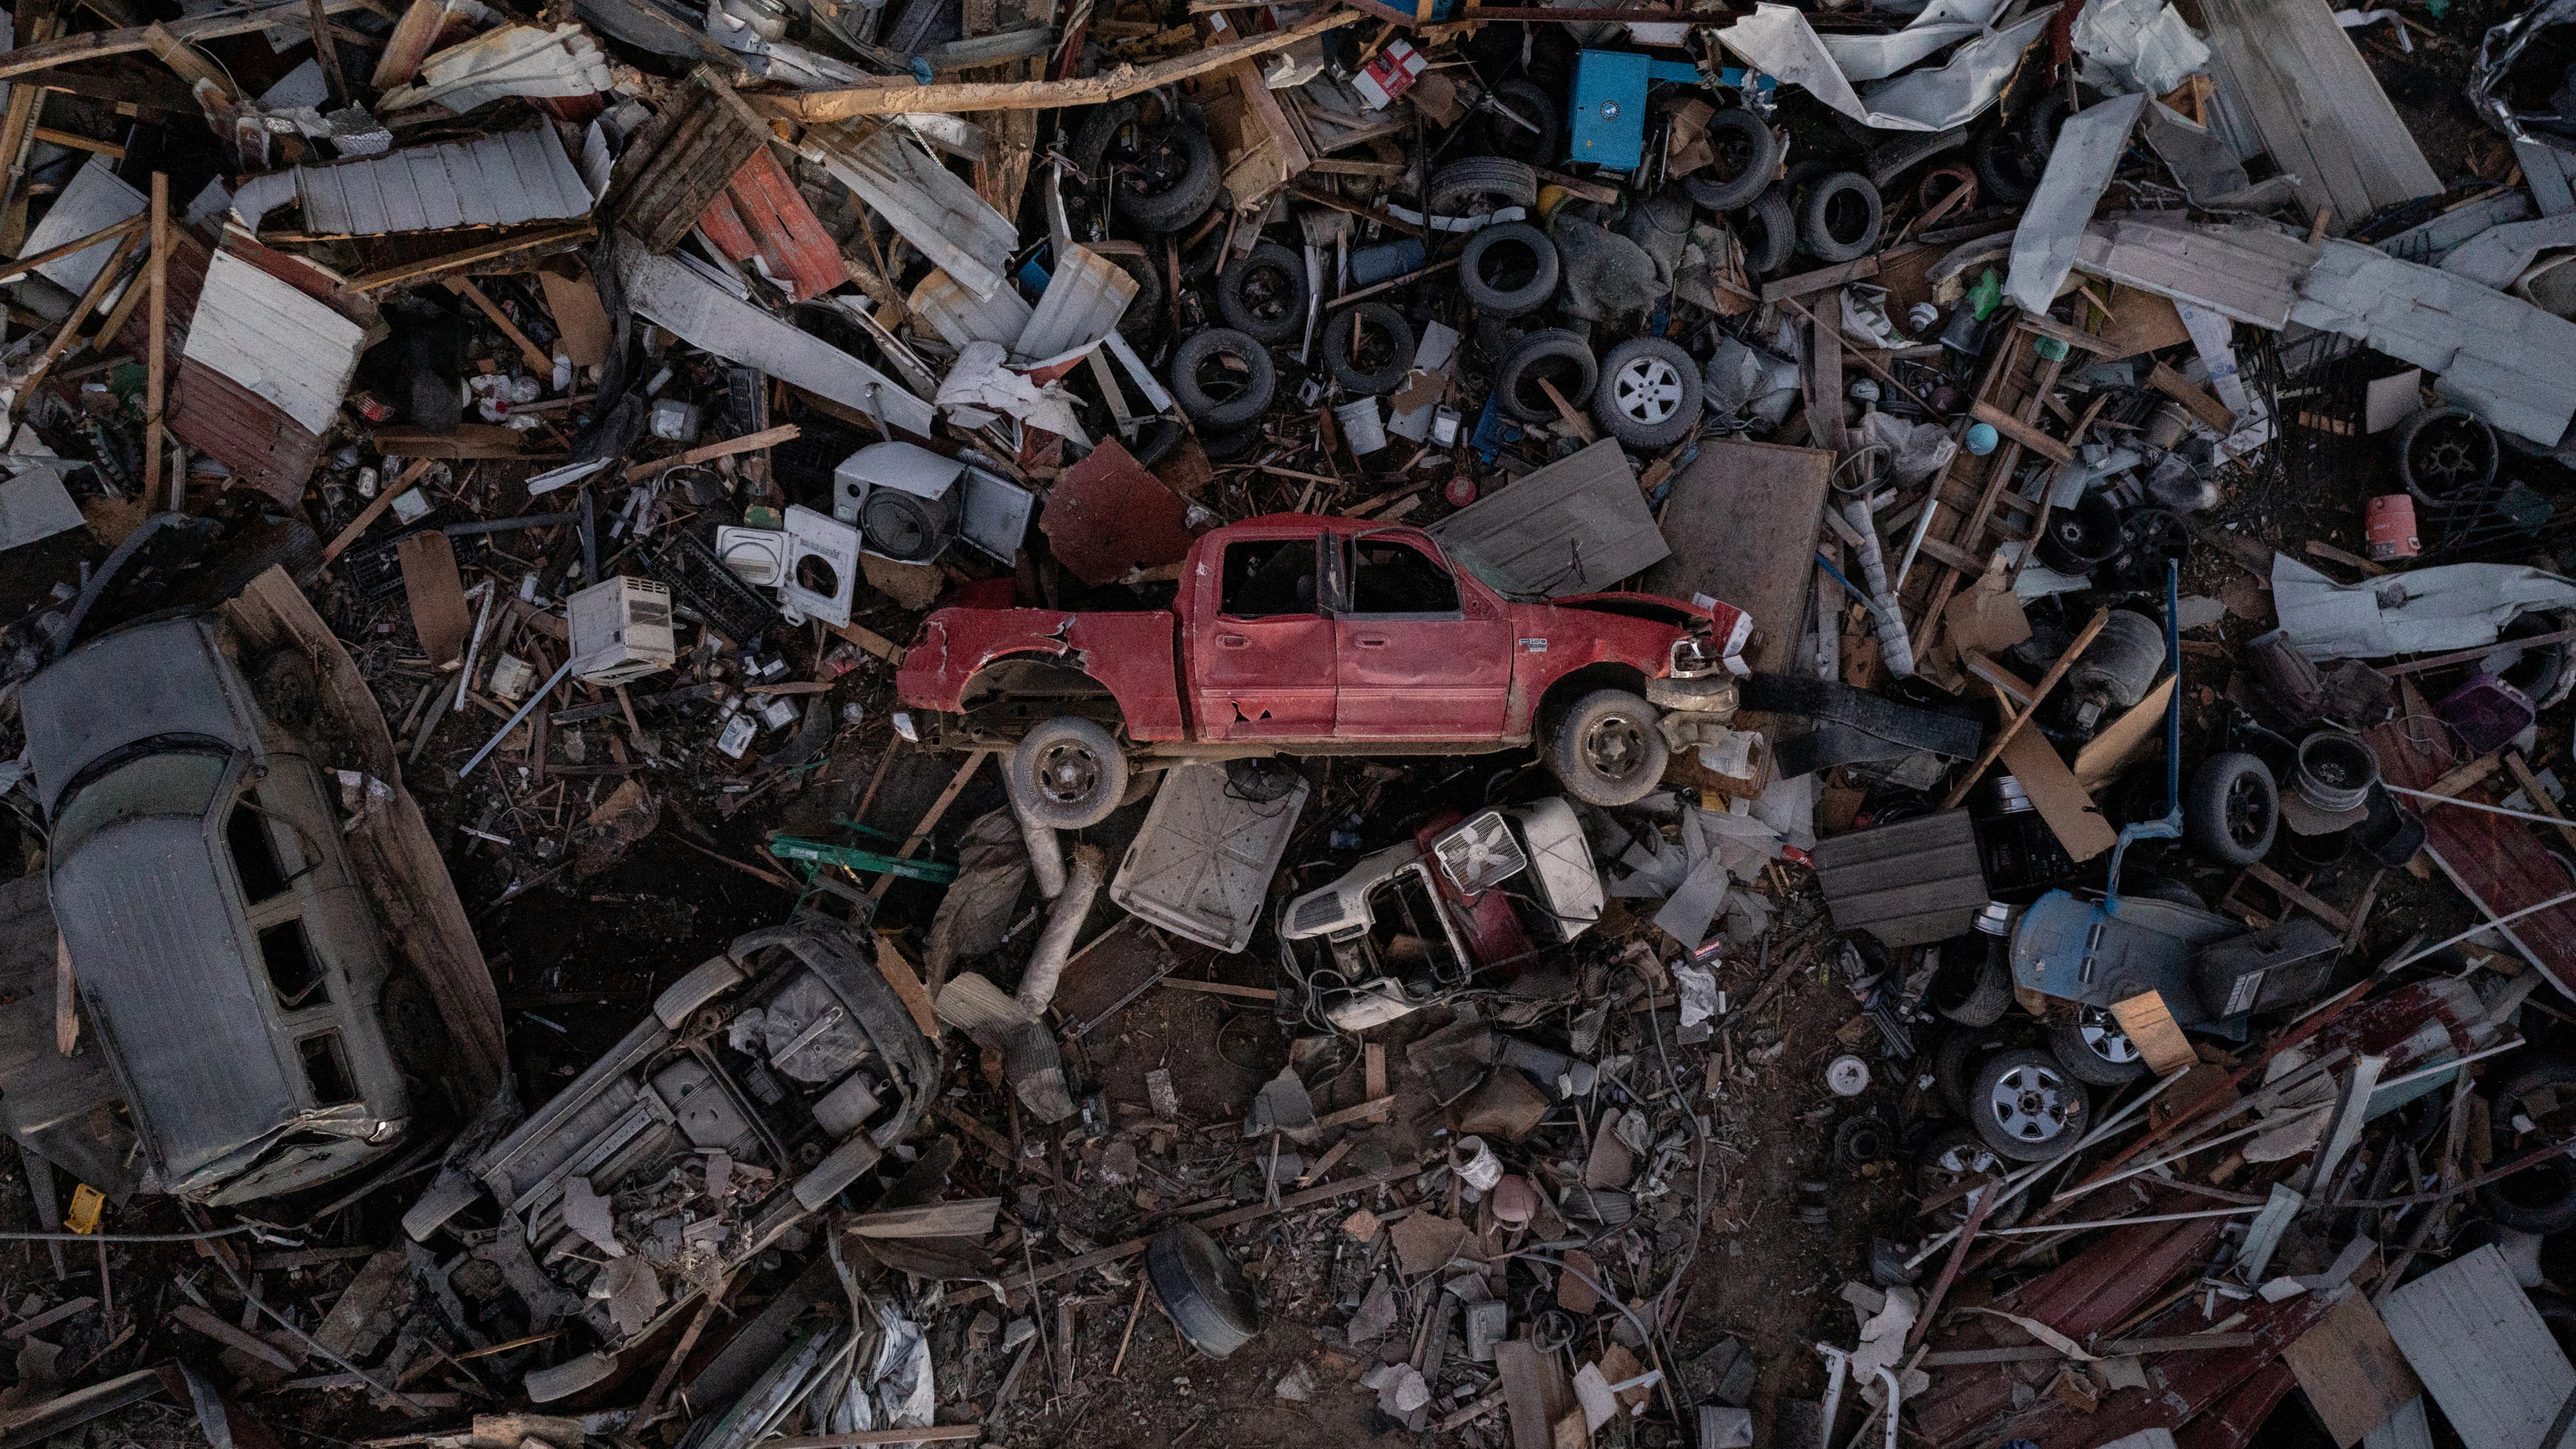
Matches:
[[401, 918, 936, 1401]]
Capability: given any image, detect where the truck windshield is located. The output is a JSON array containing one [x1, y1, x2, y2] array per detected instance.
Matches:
[[50, 749, 229, 857]]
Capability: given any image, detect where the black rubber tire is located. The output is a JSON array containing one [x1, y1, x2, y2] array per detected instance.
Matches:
[[1917, 1126, 2029, 1230], [1146, 1221, 1260, 1357], [2047, 1005, 2150, 1087], [1546, 688, 1668, 807], [1495, 329, 1597, 424], [1009, 716, 1130, 830], [2185, 752, 2279, 868], [1169, 328, 1277, 429], [1477, 78, 1561, 166], [1115, 123, 1222, 231], [1429, 156, 1539, 216], [1737, 188, 1796, 275], [1935, 1029, 1998, 1118], [1972, 120, 2045, 207], [1689, 109, 1779, 211], [1970, 1047, 2091, 1163], [1323, 302, 1413, 396], [1460, 222, 1560, 318], [1107, 246, 1165, 344], [2395, 405, 2500, 504], [2482, 1057, 2576, 1233], [1592, 335, 1702, 449], [1066, 100, 1130, 180], [1933, 935, 2012, 1027], [1217, 243, 1309, 346], [2024, 89, 2077, 159], [1799, 171, 1883, 263]]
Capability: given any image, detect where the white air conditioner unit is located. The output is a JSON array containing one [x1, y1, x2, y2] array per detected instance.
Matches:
[[567, 576, 676, 685]]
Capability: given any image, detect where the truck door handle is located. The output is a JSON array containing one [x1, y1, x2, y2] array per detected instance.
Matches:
[[1218, 633, 1249, 647], [1356, 635, 1388, 647]]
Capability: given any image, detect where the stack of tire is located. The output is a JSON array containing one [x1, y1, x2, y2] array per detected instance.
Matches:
[[1926, 931, 2143, 1169], [1445, 155, 1707, 451]]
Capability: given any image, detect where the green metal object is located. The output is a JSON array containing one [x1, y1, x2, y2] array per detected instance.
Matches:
[[767, 834, 959, 884]]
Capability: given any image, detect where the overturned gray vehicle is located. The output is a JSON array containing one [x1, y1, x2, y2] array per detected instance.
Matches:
[[13, 615, 427, 1205], [401, 918, 938, 1401]]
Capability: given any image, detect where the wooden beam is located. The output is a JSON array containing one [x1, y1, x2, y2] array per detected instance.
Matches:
[[0, 0, 370, 81], [0, 211, 143, 289], [1971, 398, 2073, 464], [870, 751, 992, 901], [741, 5, 1365, 121], [2014, 308, 2117, 356], [1940, 608, 2111, 810], [319, 457, 434, 567], [29, 126, 121, 158], [2147, 361, 2234, 432], [443, 277, 552, 375], [2504, 753, 2576, 858], [335, 223, 595, 294], [98, 307, 157, 465], [1761, 255, 1879, 304], [10, 224, 141, 412]]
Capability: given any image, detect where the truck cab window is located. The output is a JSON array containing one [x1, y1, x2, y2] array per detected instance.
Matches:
[[1221, 539, 1317, 617], [1351, 539, 1460, 615]]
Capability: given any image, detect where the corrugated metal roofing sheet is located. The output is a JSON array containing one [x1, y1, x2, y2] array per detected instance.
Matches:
[[805, 120, 1015, 301], [1014, 245, 1138, 366], [910, 267, 1033, 348], [2380, 1245, 2575, 1449], [293, 127, 591, 235], [2293, 237, 2576, 445]]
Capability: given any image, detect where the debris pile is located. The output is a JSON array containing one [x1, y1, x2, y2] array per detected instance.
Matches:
[[8, 0, 2576, 1443]]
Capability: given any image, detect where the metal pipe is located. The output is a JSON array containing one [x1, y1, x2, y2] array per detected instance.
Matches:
[[1014, 796, 1068, 899], [1013, 843, 1102, 1013], [458, 654, 582, 778]]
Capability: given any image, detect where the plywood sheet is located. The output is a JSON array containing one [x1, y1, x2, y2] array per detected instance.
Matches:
[[1639, 437, 1831, 673]]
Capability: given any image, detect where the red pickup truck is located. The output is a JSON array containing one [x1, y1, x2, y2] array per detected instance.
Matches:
[[892, 515, 1752, 824]]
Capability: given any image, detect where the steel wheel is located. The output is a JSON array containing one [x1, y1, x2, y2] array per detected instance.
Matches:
[[1988, 1060, 2075, 1147], [2076, 1007, 2139, 1066], [1609, 354, 1686, 427], [1032, 739, 1105, 810], [1582, 710, 1652, 784]]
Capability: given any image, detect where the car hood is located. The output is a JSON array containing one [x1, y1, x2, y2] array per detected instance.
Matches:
[[19, 615, 260, 816], [51, 813, 310, 1187]]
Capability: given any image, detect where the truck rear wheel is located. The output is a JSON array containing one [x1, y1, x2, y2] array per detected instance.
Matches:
[[1009, 717, 1130, 829], [1546, 689, 1668, 806]]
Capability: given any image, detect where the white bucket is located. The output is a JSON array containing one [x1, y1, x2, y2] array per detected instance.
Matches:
[[1336, 397, 1388, 455]]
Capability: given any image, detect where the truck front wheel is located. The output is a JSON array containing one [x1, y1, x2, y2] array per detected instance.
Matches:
[[1009, 717, 1130, 829], [1546, 689, 1669, 807]]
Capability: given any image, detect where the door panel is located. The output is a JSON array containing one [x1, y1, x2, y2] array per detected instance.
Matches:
[[1334, 538, 1510, 738], [1192, 537, 1336, 739]]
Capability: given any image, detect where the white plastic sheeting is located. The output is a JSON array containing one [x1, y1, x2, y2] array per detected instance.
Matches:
[[2270, 554, 2576, 660], [1717, 2, 2058, 132], [2006, 93, 2148, 315]]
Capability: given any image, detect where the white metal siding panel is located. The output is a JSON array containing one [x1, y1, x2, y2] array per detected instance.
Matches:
[[2380, 1245, 2576, 1449], [180, 251, 365, 436], [1013, 246, 1139, 365], [21, 159, 145, 297]]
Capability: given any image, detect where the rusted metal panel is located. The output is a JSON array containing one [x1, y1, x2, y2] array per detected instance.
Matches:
[[167, 360, 326, 507], [1040, 437, 1196, 587], [697, 147, 844, 303], [2366, 717, 2576, 997], [1912, 1212, 2231, 1444]]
